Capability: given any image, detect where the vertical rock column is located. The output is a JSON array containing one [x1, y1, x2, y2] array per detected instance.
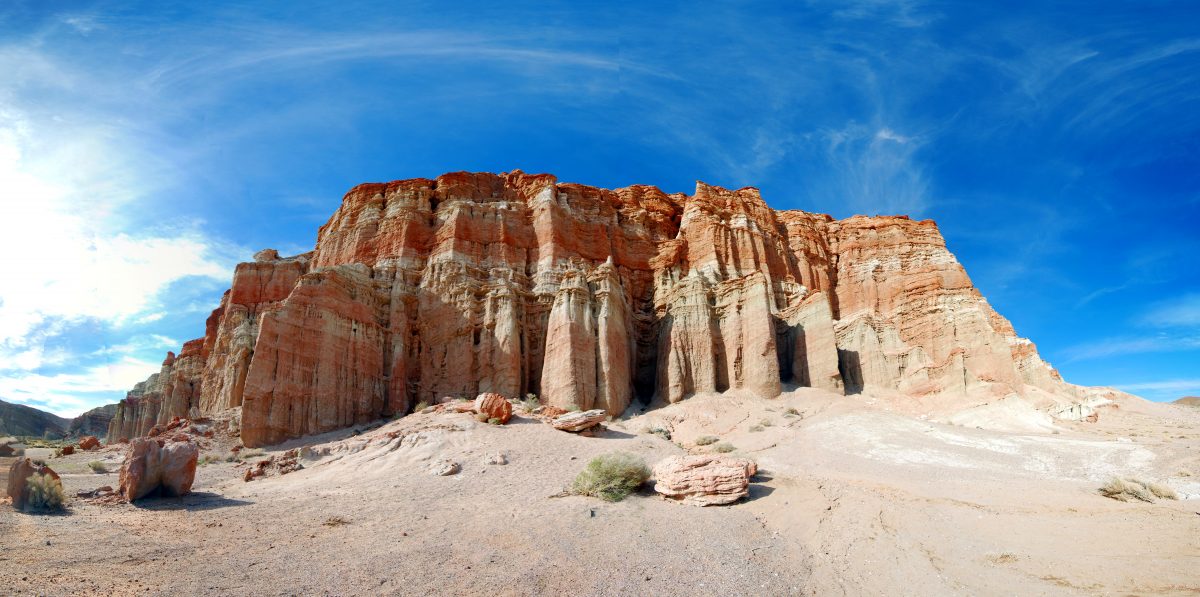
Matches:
[[658, 273, 718, 403], [591, 260, 633, 416], [541, 271, 597, 411]]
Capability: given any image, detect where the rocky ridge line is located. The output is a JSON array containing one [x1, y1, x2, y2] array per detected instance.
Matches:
[[108, 170, 1095, 447]]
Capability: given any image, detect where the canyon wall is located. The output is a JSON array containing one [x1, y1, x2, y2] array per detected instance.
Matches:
[[108, 171, 1077, 446]]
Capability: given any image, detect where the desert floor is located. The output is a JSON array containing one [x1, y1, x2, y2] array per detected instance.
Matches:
[[2, 389, 1199, 596]]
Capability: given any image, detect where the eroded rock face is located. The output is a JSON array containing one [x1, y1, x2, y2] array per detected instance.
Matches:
[[653, 455, 757, 506], [118, 437, 199, 501], [108, 170, 1091, 447]]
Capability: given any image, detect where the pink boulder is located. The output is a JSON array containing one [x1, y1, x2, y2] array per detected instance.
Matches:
[[118, 437, 199, 501], [652, 455, 758, 506]]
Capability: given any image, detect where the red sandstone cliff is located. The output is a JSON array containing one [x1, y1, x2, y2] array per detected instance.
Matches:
[[108, 170, 1088, 447]]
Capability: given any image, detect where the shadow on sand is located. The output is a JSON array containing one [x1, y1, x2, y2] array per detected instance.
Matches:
[[133, 491, 252, 511]]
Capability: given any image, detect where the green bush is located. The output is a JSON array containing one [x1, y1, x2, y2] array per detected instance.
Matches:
[[572, 452, 651, 502], [520, 394, 541, 413], [87, 461, 108, 473], [25, 473, 66, 511], [487, 417, 502, 425], [695, 435, 719, 446], [714, 443, 736, 453]]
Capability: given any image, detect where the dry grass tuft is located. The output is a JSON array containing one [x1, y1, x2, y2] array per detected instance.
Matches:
[[694, 435, 719, 446], [87, 460, 108, 473], [1148, 482, 1178, 500], [1099, 477, 1156, 503], [714, 443, 736, 453]]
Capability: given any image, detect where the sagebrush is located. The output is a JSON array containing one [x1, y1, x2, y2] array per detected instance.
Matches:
[[25, 473, 66, 511], [572, 452, 651, 502]]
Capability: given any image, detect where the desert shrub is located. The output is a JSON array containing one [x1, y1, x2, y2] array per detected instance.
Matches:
[[25, 473, 66, 511], [475, 413, 489, 422], [749, 425, 764, 433], [695, 435, 719, 446], [88, 460, 108, 473], [520, 394, 541, 413], [647, 427, 672, 441], [714, 443, 736, 453], [783, 408, 800, 417], [238, 448, 265, 461], [1099, 477, 1155, 503], [413, 401, 430, 413], [572, 452, 651, 502], [760, 419, 773, 427], [1148, 482, 1178, 500], [487, 418, 502, 425], [53, 448, 63, 458]]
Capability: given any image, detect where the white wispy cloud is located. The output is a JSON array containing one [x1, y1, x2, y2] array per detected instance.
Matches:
[[1112, 378, 1200, 402], [1059, 333, 1200, 363], [1139, 293, 1200, 328], [0, 356, 164, 417]]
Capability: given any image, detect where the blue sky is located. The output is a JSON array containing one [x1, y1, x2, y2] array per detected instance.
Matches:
[[0, 1, 1196, 416]]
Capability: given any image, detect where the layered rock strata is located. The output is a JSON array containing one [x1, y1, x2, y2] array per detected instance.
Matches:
[[110, 171, 1082, 447]]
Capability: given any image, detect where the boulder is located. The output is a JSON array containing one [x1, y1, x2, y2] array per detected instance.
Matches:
[[7, 458, 61, 511], [550, 409, 607, 432], [474, 393, 512, 424], [79, 436, 101, 450], [60, 445, 75, 456], [118, 437, 199, 501], [652, 455, 757, 506]]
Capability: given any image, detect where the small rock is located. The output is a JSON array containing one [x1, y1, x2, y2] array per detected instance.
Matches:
[[429, 460, 460, 476], [484, 452, 508, 465]]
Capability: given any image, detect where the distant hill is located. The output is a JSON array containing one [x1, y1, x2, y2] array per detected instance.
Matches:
[[0, 399, 119, 439], [67, 403, 119, 437], [0, 398, 71, 438], [1174, 396, 1200, 407]]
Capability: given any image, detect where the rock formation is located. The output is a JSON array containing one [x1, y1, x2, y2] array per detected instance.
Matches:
[[652, 455, 758, 506], [108, 170, 1092, 447], [118, 437, 199, 501]]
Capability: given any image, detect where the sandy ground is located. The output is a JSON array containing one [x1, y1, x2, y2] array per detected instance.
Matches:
[[2, 390, 1198, 596]]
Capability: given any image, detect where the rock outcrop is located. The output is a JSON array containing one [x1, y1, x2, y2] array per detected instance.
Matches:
[[118, 437, 199, 501], [652, 455, 758, 506], [79, 436, 101, 451], [108, 170, 1093, 447]]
